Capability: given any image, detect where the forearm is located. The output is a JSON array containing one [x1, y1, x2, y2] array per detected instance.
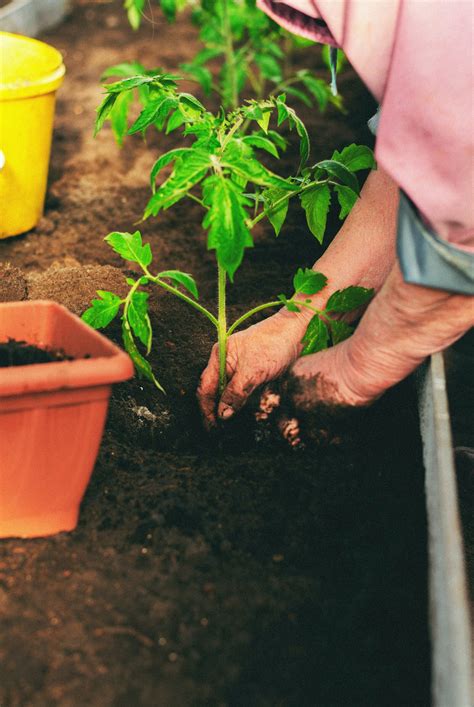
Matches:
[[339, 261, 474, 403], [280, 166, 399, 330]]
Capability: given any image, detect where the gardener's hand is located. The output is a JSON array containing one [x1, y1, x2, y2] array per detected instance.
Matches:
[[197, 308, 309, 428], [257, 262, 474, 447]]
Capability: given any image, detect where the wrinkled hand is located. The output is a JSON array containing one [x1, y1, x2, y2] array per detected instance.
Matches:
[[197, 310, 308, 428], [255, 341, 374, 448]]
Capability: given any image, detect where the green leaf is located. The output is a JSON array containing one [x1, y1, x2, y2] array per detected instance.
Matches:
[[326, 286, 374, 313], [101, 61, 146, 79], [202, 175, 253, 280], [222, 140, 295, 190], [122, 318, 165, 392], [300, 184, 331, 244], [254, 54, 283, 82], [301, 315, 330, 355], [293, 267, 327, 295], [331, 144, 376, 172], [82, 291, 122, 329], [263, 186, 289, 236], [145, 149, 211, 217], [299, 73, 329, 111], [160, 0, 177, 22], [124, 0, 145, 29], [276, 97, 309, 170], [104, 75, 156, 93], [284, 85, 312, 107], [94, 93, 118, 136], [165, 109, 186, 134], [150, 148, 192, 191], [157, 270, 199, 299], [241, 135, 279, 158], [128, 291, 152, 352], [109, 90, 133, 145], [315, 159, 360, 195], [256, 109, 272, 134], [277, 294, 300, 312], [128, 95, 178, 134], [328, 318, 354, 345], [105, 231, 152, 268], [334, 184, 358, 219]]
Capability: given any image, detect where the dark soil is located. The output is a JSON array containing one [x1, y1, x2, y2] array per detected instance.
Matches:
[[0, 2, 431, 705], [0, 339, 72, 366]]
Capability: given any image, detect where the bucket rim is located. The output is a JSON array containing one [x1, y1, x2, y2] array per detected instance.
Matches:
[[0, 31, 65, 100]]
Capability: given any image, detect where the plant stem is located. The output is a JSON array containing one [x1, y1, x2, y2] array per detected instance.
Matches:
[[227, 298, 324, 336], [145, 273, 218, 328], [248, 179, 327, 228], [217, 262, 228, 394], [222, 0, 239, 109]]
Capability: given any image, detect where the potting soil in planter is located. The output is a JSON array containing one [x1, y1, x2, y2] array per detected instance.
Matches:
[[0, 3, 431, 705], [0, 339, 72, 366]]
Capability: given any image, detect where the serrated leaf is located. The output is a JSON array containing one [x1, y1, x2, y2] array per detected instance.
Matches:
[[334, 184, 358, 219], [94, 93, 118, 136], [109, 90, 133, 145], [326, 286, 374, 313], [150, 148, 192, 191], [277, 99, 310, 171], [300, 184, 331, 244], [105, 231, 152, 268], [241, 135, 278, 158], [263, 187, 289, 236], [122, 318, 165, 392], [331, 144, 375, 172], [256, 109, 272, 133], [104, 75, 156, 93], [202, 175, 253, 280], [127, 291, 152, 352], [82, 291, 122, 329], [301, 315, 330, 355], [128, 95, 178, 134], [166, 109, 185, 133], [277, 294, 300, 312], [316, 159, 360, 195], [293, 268, 327, 295], [328, 319, 354, 345], [145, 150, 211, 217], [158, 270, 199, 299], [222, 140, 295, 190]]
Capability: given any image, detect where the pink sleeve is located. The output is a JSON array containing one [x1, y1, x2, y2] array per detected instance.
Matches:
[[375, 1, 474, 250]]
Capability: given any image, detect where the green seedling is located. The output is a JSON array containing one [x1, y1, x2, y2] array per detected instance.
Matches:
[[84, 74, 375, 392], [112, 0, 342, 139]]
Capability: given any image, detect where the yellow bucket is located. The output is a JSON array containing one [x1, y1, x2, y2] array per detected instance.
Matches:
[[0, 32, 65, 238]]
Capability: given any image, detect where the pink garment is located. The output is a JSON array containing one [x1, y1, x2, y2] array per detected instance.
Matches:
[[258, 0, 474, 250]]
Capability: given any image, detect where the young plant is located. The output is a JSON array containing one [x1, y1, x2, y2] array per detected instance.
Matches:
[[111, 0, 342, 142], [85, 74, 375, 392]]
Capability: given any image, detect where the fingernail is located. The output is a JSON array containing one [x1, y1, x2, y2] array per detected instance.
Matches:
[[220, 406, 234, 420]]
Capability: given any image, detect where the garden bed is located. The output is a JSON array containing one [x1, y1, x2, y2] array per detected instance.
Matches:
[[0, 1, 431, 705]]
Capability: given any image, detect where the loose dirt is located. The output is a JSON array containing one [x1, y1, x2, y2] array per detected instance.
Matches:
[[0, 2, 431, 705]]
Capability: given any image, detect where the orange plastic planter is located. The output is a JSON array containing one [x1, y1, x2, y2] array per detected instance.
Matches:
[[0, 301, 134, 538]]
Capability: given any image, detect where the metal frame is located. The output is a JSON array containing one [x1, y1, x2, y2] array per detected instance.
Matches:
[[417, 353, 473, 707]]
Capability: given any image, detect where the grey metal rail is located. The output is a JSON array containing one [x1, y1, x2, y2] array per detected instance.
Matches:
[[418, 353, 473, 707]]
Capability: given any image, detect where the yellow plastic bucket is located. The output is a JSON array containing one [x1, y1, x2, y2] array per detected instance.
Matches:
[[0, 32, 65, 238]]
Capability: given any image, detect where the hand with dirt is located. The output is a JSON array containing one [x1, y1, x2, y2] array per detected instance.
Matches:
[[197, 167, 400, 428], [256, 261, 474, 447]]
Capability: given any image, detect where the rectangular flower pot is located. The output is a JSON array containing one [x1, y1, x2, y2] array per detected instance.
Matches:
[[0, 300, 134, 538]]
